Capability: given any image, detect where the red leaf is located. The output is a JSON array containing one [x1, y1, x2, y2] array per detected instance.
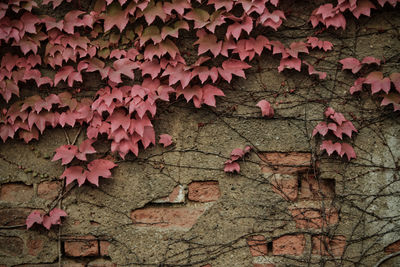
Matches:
[[26, 210, 43, 229], [390, 73, 400, 93], [339, 143, 356, 160], [60, 166, 88, 186], [76, 139, 96, 161], [52, 145, 78, 165], [320, 140, 341, 156], [352, 0, 375, 19], [224, 160, 240, 173], [339, 58, 362, 74], [361, 56, 380, 66], [381, 92, 400, 111], [86, 159, 117, 186], [42, 208, 67, 230], [218, 59, 251, 83], [226, 15, 253, 40], [364, 71, 391, 94], [202, 84, 225, 107], [141, 59, 161, 79], [159, 134, 173, 147], [103, 3, 128, 32], [312, 122, 332, 137], [194, 29, 222, 57], [256, 100, 274, 118], [184, 8, 210, 29], [143, 1, 166, 24], [108, 109, 131, 133], [278, 57, 302, 72], [350, 77, 366, 94]]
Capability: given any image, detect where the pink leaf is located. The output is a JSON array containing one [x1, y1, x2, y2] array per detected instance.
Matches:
[[202, 84, 225, 107], [42, 208, 67, 230], [86, 159, 117, 186], [339, 58, 362, 74], [26, 210, 43, 229], [312, 122, 329, 136], [76, 139, 96, 161], [381, 92, 400, 111], [364, 71, 391, 94], [320, 140, 341, 156], [256, 100, 274, 118], [352, 0, 375, 19], [339, 143, 356, 160], [60, 166, 88, 186], [350, 77, 366, 94], [52, 145, 78, 165], [103, 3, 128, 32], [390, 73, 400, 93], [224, 160, 240, 173], [361, 56, 380, 66], [159, 134, 173, 147]]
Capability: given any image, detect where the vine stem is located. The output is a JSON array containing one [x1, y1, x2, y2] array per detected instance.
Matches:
[[373, 251, 400, 267]]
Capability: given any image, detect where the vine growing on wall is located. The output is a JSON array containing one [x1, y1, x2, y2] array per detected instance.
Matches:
[[0, 0, 398, 229]]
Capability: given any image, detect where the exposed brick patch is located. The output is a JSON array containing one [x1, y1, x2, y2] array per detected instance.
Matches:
[[291, 207, 338, 229], [153, 185, 185, 203], [384, 240, 400, 254], [247, 235, 268, 256], [64, 235, 99, 257], [273, 234, 305, 255], [131, 206, 205, 229], [188, 181, 220, 202], [259, 152, 311, 174], [270, 174, 298, 201], [27, 237, 44, 256], [0, 183, 33, 202], [300, 175, 335, 200], [312, 235, 346, 257], [0, 208, 31, 226], [100, 240, 110, 256], [0, 236, 24, 256], [37, 181, 61, 200]]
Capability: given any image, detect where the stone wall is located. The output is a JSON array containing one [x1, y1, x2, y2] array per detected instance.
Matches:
[[1, 1, 400, 267]]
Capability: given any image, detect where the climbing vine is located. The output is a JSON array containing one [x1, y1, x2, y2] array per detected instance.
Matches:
[[0, 0, 398, 229]]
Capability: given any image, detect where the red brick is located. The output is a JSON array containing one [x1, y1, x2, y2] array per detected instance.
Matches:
[[259, 152, 311, 174], [153, 185, 185, 203], [131, 206, 205, 229], [384, 240, 400, 254], [0, 183, 33, 202], [27, 237, 44, 256], [188, 181, 220, 202], [100, 240, 110, 256], [0, 236, 24, 256], [312, 235, 346, 257], [270, 174, 298, 201], [37, 181, 61, 200], [291, 207, 338, 229], [273, 234, 305, 255], [0, 208, 31, 226], [64, 235, 98, 257], [253, 264, 275, 267], [246, 235, 268, 256], [300, 175, 335, 200]]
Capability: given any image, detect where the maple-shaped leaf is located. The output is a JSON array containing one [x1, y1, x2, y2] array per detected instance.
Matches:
[[52, 145, 78, 165], [19, 127, 39, 143], [26, 210, 43, 229], [194, 29, 222, 57], [307, 37, 333, 51], [320, 140, 341, 156], [333, 121, 358, 139], [86, 159, 117, 186], [208, 0, 234, 11], [159, 134, 173, 147], [218, 59, 251, 83], [364, 71, 391, 94], [381, 92, 400, 111], [191, 66, 219, 84], [141, 59, 161, 79], [339, 58, 362, 73], [259, 9, 286, 30], [313, 122, 332, 137], [361, 56, 380, 66], [390, 73, 400, 93], [256, 100, 274, 118], [224, 160, 240, 173], [278, 57, 302, 72], [350, 77, 366, 94], [42, 208, 67, 230], [202, 85, 225, 107], [377, 0, 399, 7], [143, 1, 166, 24], [0, 124, 15, 142], [304, 62, 327, 80], [339, 143, 356, 160], [163, 0, 191, 15], [140, 25, 162, 46], [60, 166, 88, 186], [103, 2, 128, 32], [184, 8, 210, 29], [63, 10, 93, 34], [230, 148, 245, 161], [54, 66, 82, 87], [352, 0, 375, 19], [109, 59, 139, 83], [226, 15, 253, 40], [161, 20, 189, 39], [162, 64, 192, 88], [108, 109, 131, 133], [76, 139, 96, 161], [287, 42, 309, 58]]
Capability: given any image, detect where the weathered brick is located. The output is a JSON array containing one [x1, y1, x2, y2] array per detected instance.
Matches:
[[0, 236, 24, 256], [259, 152, 311, 174], [300, 175, 335, 200], [312, 235, 346, 257], [188, 181, 220, 202], [0, 208, 31, 226], [270, 174, 298, 201], [27, 237, 44, 256], [273, 234, 305, 255], [0, 183, 33, 202], [152, 185, 185, 203], [291, 207, 338, 229], [100, 240, 110, 256], [64, 235, 98, 257], [37, 181, 61, 200], [385, 240, 400, 254], [247, 235, 268, 256], [131, 206, 205, 229]]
